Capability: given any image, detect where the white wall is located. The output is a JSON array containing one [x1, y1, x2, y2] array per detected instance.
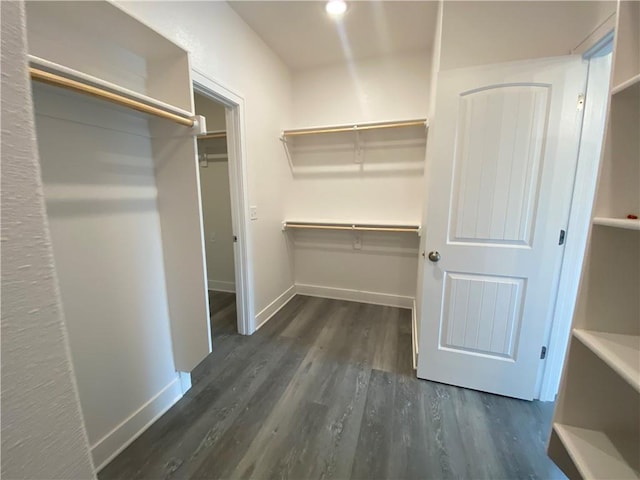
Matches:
[[292, 51, 431, 127], [288, 51, 431, 303], [194, 94, 236, 292], [0, 2, 96, 478], [116, 0, 295, 322], [440, 1, 617, 71]]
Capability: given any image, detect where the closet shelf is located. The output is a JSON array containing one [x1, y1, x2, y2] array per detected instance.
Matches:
[[593, 217, 640, 230], [28, 55, 196, 127], [282, 221, 421, 235], [552, 423, 640, 480], [611, 73, 640, 95], [573, 329, 640, 393], [281, 118, 428, 138]]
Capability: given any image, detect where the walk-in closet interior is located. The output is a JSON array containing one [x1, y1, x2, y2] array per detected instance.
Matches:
[[4, 0, 638, 478], [194, 95, 237, 296]]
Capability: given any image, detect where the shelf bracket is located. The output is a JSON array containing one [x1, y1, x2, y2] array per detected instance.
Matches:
[[354, 126, 363, 164], [280, 136, 295, 172], [193, 115, 207, 135]]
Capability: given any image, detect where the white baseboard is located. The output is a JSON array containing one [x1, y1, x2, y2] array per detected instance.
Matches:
[[255, 285, 296, 331], [295, 283, 413, 309], [207, 279, 236, 293], [92, 377, 183, 472], [178, 371, 192, 394], [412, 299, 418, 370]]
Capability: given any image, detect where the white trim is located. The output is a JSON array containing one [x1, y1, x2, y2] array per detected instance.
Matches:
[[178, 371, 192, 394], [92, 377, 183, 472], [295, 284, 413, 309], [412, 299, 418, 370], [207, 280, 236, 293], [191, 69, 255, 336], [571, 12, 616, 56], [255, 285, 296, 331], [538, 40, 614, 401]]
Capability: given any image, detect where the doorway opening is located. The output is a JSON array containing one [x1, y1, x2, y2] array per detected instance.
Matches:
[[192, 73, 254, 339], [195, 92, 238, 338]]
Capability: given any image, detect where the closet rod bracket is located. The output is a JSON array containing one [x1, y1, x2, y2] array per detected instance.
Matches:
[[193, 115, 207, 135]]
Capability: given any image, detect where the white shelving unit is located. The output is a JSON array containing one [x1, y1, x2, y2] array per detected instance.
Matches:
[[548, 2, 640, 479]]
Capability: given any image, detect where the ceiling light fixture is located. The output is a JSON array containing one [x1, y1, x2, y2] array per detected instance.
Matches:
[[325, 0, 347, 17]]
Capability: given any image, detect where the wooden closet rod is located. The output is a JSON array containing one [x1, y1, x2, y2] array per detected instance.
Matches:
[[198, 132, 227, 140], [283, 222, 420, 234], [29, 68, 195, 127], [282, 119, 427, 137]]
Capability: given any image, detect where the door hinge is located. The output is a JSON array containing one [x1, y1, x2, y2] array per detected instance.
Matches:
[[233, 235, 238, 243], [540, 346, 547, 359], [577, 93, 585, 111], [559, 229, 566, 246]]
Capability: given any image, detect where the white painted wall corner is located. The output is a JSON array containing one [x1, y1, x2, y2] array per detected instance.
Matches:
[[207, 280, 236, 293], [295, 283, 413, 309], [255, 285, 296, 331], [92, 377, 183, 472], [178, 371, 192, 394]]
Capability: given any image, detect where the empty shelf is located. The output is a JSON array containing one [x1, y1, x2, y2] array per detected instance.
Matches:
[[553, 423, 640, 480], [612, 73, 640, 96], [593, 217, 640, 230], [573, 329, 640, 393], [282, 221, 421, 234]]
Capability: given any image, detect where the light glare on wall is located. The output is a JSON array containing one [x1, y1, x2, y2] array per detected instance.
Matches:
[[326, 0, 347, 17]]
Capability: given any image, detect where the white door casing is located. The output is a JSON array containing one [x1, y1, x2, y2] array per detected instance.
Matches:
[[417, 56, 588, 400]]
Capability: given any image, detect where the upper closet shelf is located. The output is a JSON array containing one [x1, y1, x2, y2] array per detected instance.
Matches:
[[593, 217, 640, 230], [611, 73, 640, 95], [281, 118, 428, 139], [29, 56, 200, 129], [282, 220, 422, 236]]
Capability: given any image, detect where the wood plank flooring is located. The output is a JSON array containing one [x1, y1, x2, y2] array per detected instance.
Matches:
[[99, 295, 564, 480]]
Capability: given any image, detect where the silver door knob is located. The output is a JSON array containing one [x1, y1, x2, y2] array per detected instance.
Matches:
[[428, 251, 441, 262]]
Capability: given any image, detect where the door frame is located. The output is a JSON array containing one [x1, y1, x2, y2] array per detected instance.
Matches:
[[537, 31, 615, 401], [192, 69, 255, 336]]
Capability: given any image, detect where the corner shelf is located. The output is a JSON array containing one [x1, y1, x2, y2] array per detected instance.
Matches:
[[612, 73, 640, 96], [553, 423, 639, 480], [573, 329, 640, 393], [593, 217, 640, 230]]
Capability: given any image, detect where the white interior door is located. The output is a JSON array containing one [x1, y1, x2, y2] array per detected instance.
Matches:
[[417, 56, 587, 400]]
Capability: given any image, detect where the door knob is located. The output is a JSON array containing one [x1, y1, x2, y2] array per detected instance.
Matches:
[[428, 251, 441, 262]]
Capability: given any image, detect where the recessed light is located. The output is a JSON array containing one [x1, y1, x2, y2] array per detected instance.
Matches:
[[326, 0, 347, 17]]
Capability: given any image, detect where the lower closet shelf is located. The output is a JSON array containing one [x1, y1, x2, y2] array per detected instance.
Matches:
[[573, 329, 640, 393], [553, 423, 640, 480], [592, 217, 640, 230]]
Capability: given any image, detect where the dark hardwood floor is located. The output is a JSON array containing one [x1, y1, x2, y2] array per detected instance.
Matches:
[[100, 295, 564, 480], [208, 290, 238, 337]]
